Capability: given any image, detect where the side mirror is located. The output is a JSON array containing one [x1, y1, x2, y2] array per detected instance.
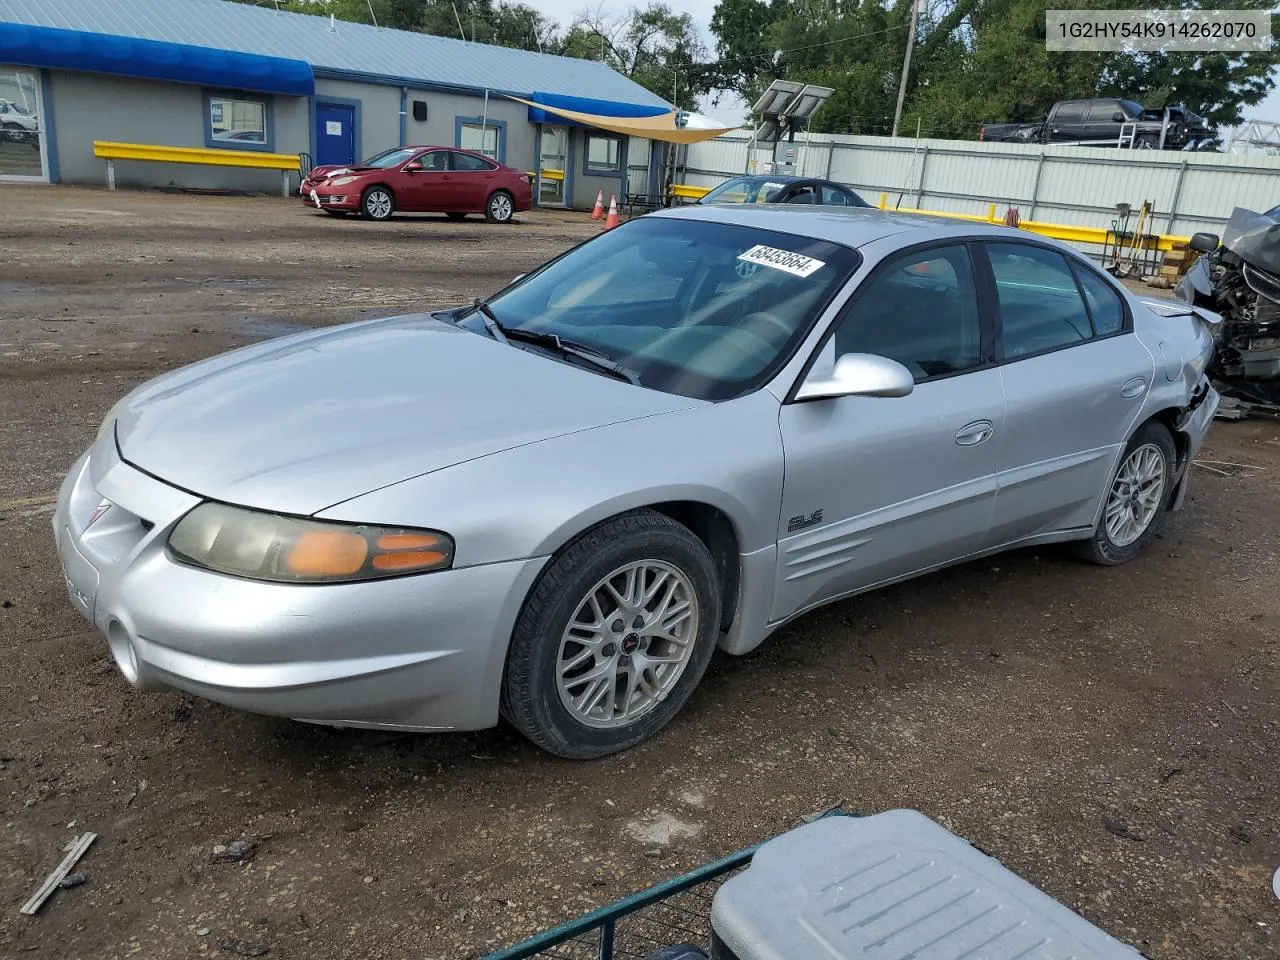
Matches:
[[794, 352, 915, 402], [403, 161, 423, 172], [1111, 111, 1125, 123], [1189, 232, 1219, 253]]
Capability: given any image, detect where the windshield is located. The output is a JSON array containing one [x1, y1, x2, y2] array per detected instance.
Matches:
[[701, 177, 791, 205], [462, 216, 859, 401], [361, 147, 418, 168]]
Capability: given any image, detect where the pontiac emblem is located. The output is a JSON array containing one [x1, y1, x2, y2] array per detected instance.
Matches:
[[86, 500, 111, 528]]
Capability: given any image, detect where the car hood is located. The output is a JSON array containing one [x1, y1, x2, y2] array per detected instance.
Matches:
[[115, 314, 700, 515]]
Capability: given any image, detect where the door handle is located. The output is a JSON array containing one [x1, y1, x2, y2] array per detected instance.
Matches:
[[1120, 376, 1147, 399], [955, 420, 994, 446]]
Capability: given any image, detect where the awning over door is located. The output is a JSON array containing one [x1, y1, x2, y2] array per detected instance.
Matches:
[[518, 91, 736, 144], [0, 22, 315, 96]]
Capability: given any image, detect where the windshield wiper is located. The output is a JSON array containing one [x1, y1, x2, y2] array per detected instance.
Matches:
[[501, 327, 641, 385], [471, 299, 510, 344], [463, 300, 640, 385]]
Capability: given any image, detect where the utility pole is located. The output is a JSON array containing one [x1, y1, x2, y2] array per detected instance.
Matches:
[[891, 0, 920, 138]]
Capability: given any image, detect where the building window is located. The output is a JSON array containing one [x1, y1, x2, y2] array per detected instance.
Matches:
[[455, 116, 506, 163], [459, 123, 498, 159], [585, 134, 622, 175], [204, 92, 271, 150]]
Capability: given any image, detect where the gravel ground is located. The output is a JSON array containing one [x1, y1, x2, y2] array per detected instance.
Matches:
[[1, 184, 1277, 960]]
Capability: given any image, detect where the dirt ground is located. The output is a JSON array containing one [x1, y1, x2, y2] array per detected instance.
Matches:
[[1, 184, 1277, 960]]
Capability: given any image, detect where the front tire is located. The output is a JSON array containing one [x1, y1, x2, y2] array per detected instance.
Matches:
[[501, 510, 722, 759], [485, 190, 515, 223], [1076, 421, 1176, 565], [360, 186, 394, 221]]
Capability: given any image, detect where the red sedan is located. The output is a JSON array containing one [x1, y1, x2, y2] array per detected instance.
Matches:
[[300, 146, 532, 223]]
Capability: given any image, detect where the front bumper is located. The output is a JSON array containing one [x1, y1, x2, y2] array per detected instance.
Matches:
[[52, 433, 545, 731], [302, 188, 359, 211]]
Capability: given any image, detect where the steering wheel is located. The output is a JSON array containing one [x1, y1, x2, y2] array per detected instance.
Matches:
[[737, 310, 794, 348]]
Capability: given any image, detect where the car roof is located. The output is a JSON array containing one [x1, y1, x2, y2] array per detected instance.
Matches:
[[729, 174, 805, 183], [650, 203, 1041, 250]]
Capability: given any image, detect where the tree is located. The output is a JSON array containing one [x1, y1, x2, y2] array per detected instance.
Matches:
[[709, 0, 1278, 137], [561, 4, 711, 109]]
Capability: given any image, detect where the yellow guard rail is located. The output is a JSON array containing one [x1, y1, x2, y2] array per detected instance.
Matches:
[[877, 193, 1189, 253], [669, 183, 710, 201], [92, 141, 301, 196]]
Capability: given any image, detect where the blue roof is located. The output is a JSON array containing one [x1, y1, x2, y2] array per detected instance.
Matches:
[[0, 0, 670, 107], [0, 22, 315, 97]]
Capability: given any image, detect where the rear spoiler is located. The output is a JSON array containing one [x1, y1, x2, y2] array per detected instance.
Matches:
[[1139, 299, 1222, 326]]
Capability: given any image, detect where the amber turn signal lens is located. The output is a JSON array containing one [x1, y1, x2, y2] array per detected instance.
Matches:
[[371, 550, 449, 572], [375, 532, 440, 551], [286, 530, 369, 576]]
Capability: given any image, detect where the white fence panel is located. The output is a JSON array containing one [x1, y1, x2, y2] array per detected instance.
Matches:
[[684, 132, 1280, 243]]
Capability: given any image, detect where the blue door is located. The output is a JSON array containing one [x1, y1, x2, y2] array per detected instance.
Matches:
[[315, 102, 356, 166]]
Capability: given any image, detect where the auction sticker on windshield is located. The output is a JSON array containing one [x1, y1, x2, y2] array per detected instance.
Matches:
[[738, 244, 826, 278]]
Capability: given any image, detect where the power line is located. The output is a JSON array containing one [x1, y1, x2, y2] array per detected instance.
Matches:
[[691, 21, 913, 73]]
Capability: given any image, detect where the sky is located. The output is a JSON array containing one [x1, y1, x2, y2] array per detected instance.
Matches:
[[538, 1, 1279, 138]]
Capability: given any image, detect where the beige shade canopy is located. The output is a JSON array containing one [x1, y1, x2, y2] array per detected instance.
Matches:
[[508, 95, 738, 144]]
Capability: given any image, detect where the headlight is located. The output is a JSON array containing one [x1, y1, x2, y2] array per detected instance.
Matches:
[[331, 175, 358, 186], [168, 502, 454, 583]]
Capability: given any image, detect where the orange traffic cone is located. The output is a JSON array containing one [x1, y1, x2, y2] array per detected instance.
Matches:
[[604, 194, 620, 230], [590, 190, 605, 220]]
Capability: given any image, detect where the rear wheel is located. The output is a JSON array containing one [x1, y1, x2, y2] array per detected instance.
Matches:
[[501, 510, 721, 759], [485, 190, 515, 223], [360, 186, 394, 221], [1076, 421, 1176, 565]]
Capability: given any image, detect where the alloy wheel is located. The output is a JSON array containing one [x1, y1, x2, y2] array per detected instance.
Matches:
[[1105, 442, 1166, 546], [365, 189, 392, 219], [555, 560, 699, 729], [489, 193, 513, 222]]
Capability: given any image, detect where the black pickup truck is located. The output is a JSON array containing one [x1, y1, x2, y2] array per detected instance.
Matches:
[[980, 98, 1213, 150]]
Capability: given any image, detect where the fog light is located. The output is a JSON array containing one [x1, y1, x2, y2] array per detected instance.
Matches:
[[107, 619, 139, 684]]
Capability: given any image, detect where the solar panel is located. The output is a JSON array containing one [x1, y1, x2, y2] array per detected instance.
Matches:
[[779, 84, 834, 122], [752, 80, 804, 117]]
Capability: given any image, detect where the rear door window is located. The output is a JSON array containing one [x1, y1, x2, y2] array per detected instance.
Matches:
[[1072, 263, 1127, 335], [987, 243, 1095, 359], [1085, 101, 1120, 122], [450, 151, 495, 171]]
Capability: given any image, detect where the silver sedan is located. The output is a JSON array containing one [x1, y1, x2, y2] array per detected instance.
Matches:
[[54, 206, 1220, 759]]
